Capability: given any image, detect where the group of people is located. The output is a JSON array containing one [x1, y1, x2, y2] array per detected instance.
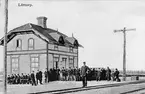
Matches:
[[80, 62, 120, 87], [7, 62, 120, 87], [7, 73, 31, 84], [7, 70, 43, 85]]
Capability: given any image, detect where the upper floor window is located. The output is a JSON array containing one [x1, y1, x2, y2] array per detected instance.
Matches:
[[28, 38, 34, 50], [54, 45, 58, 50], [16, 39, 22, 48], [69, 47, 73, 52]]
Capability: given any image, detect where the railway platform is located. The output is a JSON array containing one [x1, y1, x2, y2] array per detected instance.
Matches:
[[0, 80, 145, 94]]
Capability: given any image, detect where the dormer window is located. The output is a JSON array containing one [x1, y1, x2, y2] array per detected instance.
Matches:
[[59, 36, 65, 45], [74, 40, 79, 47], [28, 38, 34, 50], [16, 39, 22, 48]]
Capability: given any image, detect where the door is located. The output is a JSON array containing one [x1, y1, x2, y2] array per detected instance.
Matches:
[[53, 57, 59, 69]]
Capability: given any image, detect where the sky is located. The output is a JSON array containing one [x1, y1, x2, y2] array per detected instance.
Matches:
[[0, 0, 145, 71]]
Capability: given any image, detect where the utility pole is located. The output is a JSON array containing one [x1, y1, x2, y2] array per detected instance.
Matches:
[[4, 0, 8, 93], [114, 27, 136, 81]]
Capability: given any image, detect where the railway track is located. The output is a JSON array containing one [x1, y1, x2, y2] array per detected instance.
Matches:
[[120, 87, 145, 94], [30, 80, 145, 94]]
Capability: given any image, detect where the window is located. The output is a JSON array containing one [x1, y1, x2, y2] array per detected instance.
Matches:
[[54, 45, 58, 50], [69, 47, 73, 52], [69, 58, 74, 68], [62, 58, 67, 68], [74, 40, 79, 47], [30, 55, 39, 72], [59, 36, 65, 45], [11, 57, 19, 74], [16, 39, 22, 48], [28, 38, 34, 50]]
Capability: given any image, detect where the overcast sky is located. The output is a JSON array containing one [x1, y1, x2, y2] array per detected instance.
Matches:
[[1, 0, 145, 71]]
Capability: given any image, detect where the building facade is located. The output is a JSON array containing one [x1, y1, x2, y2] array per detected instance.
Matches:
[[0, 17, 82, 75]]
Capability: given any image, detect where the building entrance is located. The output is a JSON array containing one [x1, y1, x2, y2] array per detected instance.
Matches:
[[53, 57, 59, 69]]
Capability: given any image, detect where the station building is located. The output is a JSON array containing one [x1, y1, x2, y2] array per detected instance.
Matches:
[[0, 16, 82, 75]]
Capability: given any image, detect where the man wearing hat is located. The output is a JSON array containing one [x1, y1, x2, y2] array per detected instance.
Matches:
[[80, 62, 90, 87]]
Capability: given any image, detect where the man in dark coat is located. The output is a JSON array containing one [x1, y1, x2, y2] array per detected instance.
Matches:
[[56, 68, 60, 80], [106, 67, 111, 81], [114, 68, 120, 82], [49, 68, 53, 81], [80, 62, 90, 87], [36, 70, 39, 85], [44, 68, 49, 83], [31, 71, 36, 86], [27, 74, 31, 84], [17, 74, 20, 84], [7, 75, 11, 84], [75, 67, 80, 81], [39, 70, 43, 84]]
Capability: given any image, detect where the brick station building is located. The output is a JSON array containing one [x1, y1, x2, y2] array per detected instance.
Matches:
[[0, 16, 82, 75]]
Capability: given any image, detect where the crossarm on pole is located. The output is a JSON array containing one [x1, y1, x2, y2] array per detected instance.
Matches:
[[125, 28, 136, 31], [114, 29, 123, 33]]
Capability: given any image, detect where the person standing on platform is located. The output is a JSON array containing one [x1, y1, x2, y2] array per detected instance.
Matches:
[[106, 67, 111, 81], [31, 71, 36, 86], [39, 70, 43, 84], [36, 70, 39, 85], [68, 67, 73, 81], [111, 70, 115, 81], [44, 68, 49, 83], [80, 62, 90, 87], [97, 68, 101, 81], [114, 68, 120, 82]]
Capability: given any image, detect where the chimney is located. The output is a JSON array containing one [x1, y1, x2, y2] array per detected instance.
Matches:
[[37, 16, 47, 28]]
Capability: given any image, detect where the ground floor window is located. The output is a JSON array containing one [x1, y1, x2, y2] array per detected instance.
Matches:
[[62, 58, 67, 68], [30, 54, 39, 72], [11, 57, 19, 74], [69, 57, 74, 68]]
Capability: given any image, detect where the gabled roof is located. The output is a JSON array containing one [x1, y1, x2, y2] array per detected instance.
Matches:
[[0, 23, 82, 47], [65, 37, 83, 47], [49, 32, 61, 42], [65, 37, 76, 44]]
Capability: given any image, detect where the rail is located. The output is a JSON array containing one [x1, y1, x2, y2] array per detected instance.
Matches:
[[29, 80, 145, 94]]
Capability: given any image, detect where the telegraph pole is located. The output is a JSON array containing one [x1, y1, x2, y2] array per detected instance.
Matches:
[[114, 27, 136, 81], [4, 0, 8, 93]]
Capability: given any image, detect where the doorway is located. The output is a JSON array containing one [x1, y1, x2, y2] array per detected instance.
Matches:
[[53, 57, 59, 69]]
